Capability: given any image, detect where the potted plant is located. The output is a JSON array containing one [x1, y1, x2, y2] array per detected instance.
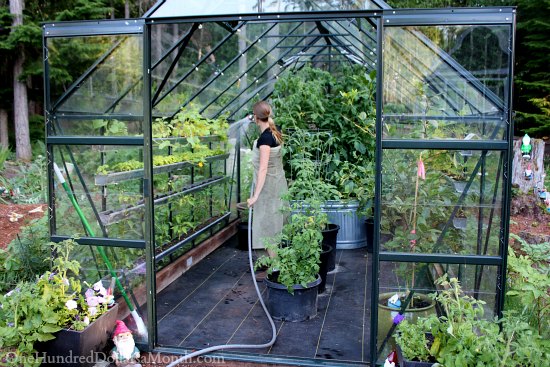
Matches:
[[395, 274, 549, 367], [255, 208, 327, 322], [272, 65, 376, 249], [0, 240, 117, 367], [377, 152, 444, 354], [284, 143, 340, 284]]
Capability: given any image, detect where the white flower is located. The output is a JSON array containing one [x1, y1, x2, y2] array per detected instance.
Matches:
[[93, 281, 107, 296], [384, 359, 395, 367], [62, 278, 70, 286], [89, 306, 97, 316], [83, 316, 90, 326], [65, 299, 78, 310]]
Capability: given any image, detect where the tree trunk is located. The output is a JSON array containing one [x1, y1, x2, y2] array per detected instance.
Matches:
[[10, 0, 32, 161], [125, 0, 130, 18], [0, 109, 8, 149], [511, 138, 546, 193]]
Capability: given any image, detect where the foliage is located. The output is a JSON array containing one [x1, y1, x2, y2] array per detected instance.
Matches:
[[0, 215, 49, 294], [272, 65, 376, 211], [0, 146, 10, 170], [396, 273, 550, 367], [506, 235, 550, 338], [513, 0, 550, 136], [284, 129, 340, 202], [0, 240, 112, 365], [256, 207, 327, 293], [0, 152, 47, 204]]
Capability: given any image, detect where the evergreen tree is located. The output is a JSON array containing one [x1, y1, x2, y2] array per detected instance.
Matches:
[[514, 0, 550, 136]]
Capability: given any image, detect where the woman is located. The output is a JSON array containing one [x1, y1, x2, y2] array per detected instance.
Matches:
[[247, 101, 288, 252]]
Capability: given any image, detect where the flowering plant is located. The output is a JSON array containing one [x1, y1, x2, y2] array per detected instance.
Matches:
[[35, 240, 113, 331], [0, 240, 113, 365]]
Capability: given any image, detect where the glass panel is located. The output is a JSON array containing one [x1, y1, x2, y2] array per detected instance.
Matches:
[[381, 149, 503, 256], [383, 25, 510, 140], [152, 18, 379, 120], [376, 261, 498, 361], [54, 118, 143, 136], [73, 245, 148, 343], [52, 145, 145, 240], [54, 35, 143, 115], [148, 0, 384, 18], [151, 115, 230, 268]]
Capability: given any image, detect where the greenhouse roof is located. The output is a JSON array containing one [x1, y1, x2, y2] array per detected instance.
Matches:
[[144, 0, 390, 19]]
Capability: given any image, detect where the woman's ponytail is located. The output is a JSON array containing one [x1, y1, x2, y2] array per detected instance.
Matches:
[[253, 101, 283, 145], [268, 117, 283, 145]]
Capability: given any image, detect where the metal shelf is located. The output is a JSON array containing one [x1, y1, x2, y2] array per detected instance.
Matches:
[[93, 135, 224, 152], [98, 175, 229, 225], [94, 153, 229, 185]]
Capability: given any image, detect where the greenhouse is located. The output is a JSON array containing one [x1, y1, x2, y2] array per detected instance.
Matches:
[[42, 0, 515, 365]]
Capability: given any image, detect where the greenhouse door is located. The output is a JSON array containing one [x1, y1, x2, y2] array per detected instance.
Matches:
[[372, 7, 515, 365]]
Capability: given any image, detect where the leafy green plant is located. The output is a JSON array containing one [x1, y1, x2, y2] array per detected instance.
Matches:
[[0, 146, 11, 171], [396, 275, 550, 367], [1, 154, 47, 204], [256, 206, 327, 293], [272, 65, 376, 212], [0, 240, 112, 365], [0, 215, 50, 294], [92, 119, 128, 136], [506, 235, 549, 338]]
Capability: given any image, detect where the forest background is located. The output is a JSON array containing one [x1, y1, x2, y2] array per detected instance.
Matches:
[[0, 0, 548, 161]]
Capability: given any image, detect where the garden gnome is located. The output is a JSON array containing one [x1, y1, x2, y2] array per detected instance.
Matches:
[[111, 320, 142, 367], [520, 134, 532, 159]]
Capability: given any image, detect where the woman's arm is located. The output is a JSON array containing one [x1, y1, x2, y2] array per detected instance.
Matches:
[[247, 145, 270, 207]]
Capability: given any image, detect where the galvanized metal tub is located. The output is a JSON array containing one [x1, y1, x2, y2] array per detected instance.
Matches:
[[322, 200, 367, 249]]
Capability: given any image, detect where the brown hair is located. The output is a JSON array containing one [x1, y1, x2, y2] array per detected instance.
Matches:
[[253, 101, 283, 145]]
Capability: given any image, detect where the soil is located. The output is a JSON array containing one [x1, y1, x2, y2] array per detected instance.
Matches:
[[0, 203, 47, 249], [509, 194, 550, 248]]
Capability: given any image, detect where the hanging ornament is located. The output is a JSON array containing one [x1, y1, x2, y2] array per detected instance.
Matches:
[[524, 163, 533, 180], [520, 134, 532, 159]]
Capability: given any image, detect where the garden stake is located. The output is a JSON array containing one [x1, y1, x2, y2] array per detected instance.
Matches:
[[53, 163, 148, 338], [409, 155, 425, 304]]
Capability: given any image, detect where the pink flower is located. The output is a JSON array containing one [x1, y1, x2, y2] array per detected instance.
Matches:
[[87, 296, 100, 307], [89, 306, 97, 316], [417, 159, 426, 180], [85, 288, 95, 299]]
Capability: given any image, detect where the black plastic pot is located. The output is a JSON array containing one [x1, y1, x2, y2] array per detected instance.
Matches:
[[321, 223, 340, 271], [237, 222, 251, 250], [365, 217, 374, 253], [37, 303, 119, 367], [396, 343, 436, 367], [264, 274, 321, 322], [318, 244, 334, 293]]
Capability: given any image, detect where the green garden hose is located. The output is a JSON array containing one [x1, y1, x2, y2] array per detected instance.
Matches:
[[53, 163, 147, 337]]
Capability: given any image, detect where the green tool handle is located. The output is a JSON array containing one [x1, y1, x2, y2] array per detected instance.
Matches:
[[55, 164, 135, 312]]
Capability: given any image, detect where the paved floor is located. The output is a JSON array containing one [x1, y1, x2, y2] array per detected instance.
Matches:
[[156, 237, 373, 364]]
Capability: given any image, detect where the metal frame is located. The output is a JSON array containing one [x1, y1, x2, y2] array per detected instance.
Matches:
[[42, 6, 516, 366]]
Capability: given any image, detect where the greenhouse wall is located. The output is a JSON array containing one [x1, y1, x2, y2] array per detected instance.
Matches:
[[43, 5, 515, 366]]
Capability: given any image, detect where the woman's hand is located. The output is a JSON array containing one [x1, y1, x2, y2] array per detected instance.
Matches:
[[247, 196, 258, 208]]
